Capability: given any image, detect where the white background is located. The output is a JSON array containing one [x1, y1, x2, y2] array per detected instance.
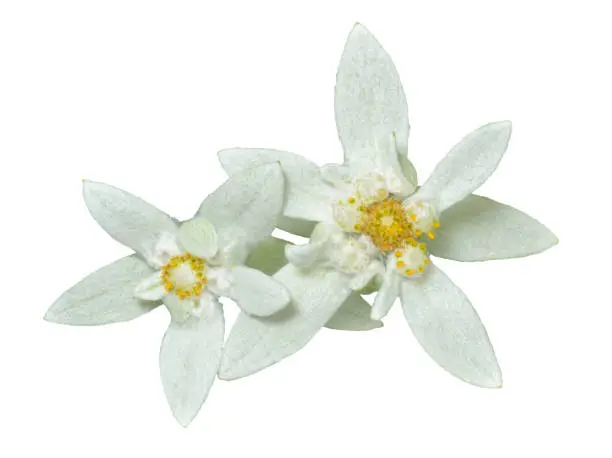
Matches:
[[1, 1, 609, 456]]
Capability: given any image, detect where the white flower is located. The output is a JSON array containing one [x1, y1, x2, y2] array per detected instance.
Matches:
[[44, 164, 290, 426], [217, 24, 558, 388]]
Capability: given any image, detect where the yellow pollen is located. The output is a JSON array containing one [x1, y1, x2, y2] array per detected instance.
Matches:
[[410, 214, 417, 222], [395, 251, 402, 258], [434, 220, 440, 229], [415, 230, 422, 237], [424, 259, 430, 265], [160, 253, 207, 299], [406, 269, 415, 276], [418, 265, 425, 273], [348, 196, 356, 204], [396, 260, 405, 268], [356, 198, 414, 252], [427, 232, 436, 239]]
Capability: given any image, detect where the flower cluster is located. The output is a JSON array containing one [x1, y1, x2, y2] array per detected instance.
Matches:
[[45, 23, 557, 426]]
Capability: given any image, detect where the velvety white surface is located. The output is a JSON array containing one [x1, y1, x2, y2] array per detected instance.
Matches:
[[45, 255, 158, 325], [83, 181, 178, 262], [218, 148, 335, 223], [159, 299, 224, 427], [400, 264, 501, 388], [197, 163, 285, 252], [177, 217, 218, 259], [225, 266, 290, 317], [414, 121, 512, 212], [430, 194, 559, 261], [335, 23, 410, 164], [219, 264, 352, 380]]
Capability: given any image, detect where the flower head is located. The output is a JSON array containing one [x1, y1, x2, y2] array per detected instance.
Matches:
[[45, 164, 290, 426], [217, 24, 557, 388]]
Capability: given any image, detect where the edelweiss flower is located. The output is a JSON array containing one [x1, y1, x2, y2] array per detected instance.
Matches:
[[217, 24, 557, 387], [44, 164, 290, 426]]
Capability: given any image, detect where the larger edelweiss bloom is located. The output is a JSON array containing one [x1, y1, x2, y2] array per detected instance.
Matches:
[[44, 164, 290, 426], [217, 24, 558, 387]]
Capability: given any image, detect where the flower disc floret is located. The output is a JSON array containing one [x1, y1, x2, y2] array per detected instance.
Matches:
[[357, 197, 414, 252], [160, 253, 207, 300]]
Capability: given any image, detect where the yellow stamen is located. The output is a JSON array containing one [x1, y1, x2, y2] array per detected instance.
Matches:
[[355, 198, 415, 252], [160, 254, 207, 299]]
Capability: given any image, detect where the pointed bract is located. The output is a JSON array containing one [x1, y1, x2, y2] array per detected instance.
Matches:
[[160, 299, 224, 427], [429, 194, 558, 261], [413, 121, 512, 212], [335, 23, 410, 165], [83, 181, 178, 262], [45, 255, 159, 325], [400, 264, 502, 388]]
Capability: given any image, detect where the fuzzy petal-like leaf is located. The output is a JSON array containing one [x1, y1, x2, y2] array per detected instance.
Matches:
[[335, 23, 409, 165], [45, 255, 158, 325], [83, 181, 178, 262], [400, 264, 502, 388], [159, 298, 224, 427], [430, 195, 558, 261], [413, 122, 512, 212]]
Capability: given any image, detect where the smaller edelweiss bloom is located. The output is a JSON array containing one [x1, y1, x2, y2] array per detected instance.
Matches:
[[216, 24, 557, 388], [44, 164, 289, 426]]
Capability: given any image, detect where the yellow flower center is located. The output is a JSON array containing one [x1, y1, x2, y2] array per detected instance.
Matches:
[[356, 198, 415, 252], [160, 253, 207, 300]]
